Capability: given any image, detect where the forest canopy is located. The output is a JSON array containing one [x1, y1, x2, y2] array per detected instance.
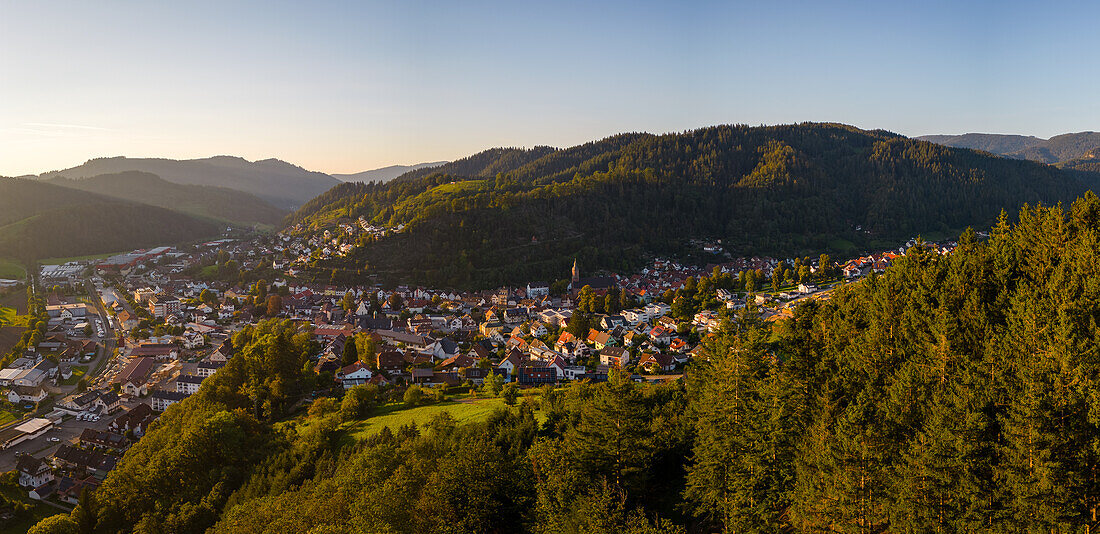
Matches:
[[285, 123, 1088, 288]]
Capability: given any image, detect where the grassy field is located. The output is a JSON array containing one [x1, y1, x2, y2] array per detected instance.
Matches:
[[343, 396, 514, 440], [827, 238, 857, 254], [0, 409, 16, 427], [0, 327, 25, 357], [0, 258, 24, 280], [0, 290, 28, 315], [0, 288, 25, 325], [392, 180, 488, 214]]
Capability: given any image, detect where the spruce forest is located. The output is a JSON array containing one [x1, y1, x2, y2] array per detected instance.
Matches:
[[286, 123, 1090, 289], [39, 193, 1100, 533]]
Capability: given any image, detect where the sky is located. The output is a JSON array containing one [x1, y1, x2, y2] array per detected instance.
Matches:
[[2, 0, 1099, 176]]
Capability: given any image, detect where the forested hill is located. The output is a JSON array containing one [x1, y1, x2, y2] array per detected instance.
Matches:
[[0, 178, 220, 261], [918, 131, 1100, 164], [914, 133, 1044, 156], [47, 171, 287, 226], [33, 194, 1100, 533], [332, 161, 449, 183], [286, 123, 1087, 288], [38, 155, 339, 209]]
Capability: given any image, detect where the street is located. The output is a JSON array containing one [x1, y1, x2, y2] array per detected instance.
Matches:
[[0, 276, 128, 472]]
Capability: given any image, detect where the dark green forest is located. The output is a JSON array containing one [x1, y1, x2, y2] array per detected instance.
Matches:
[[286, 123, 1087, 289], [48, 171, 287, 226], [34, 193, 1100, 532], [0, 177, 221, 261], [919, 131, 1100, 165], [1013, 132, 1100, 164]]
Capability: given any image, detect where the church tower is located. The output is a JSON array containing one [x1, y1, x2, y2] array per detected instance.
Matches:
[[572, 258, 580, 283]]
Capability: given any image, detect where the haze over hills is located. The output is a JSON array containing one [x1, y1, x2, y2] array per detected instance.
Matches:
[[332, 161, 449, 183], [0, 177, 220, 261], [914, 133, 1045, 156], [46, 171, 287, 227], [1059, 147, 1100, 174], [37, 155, 340, 209], [287, 123, 1088, 288], [917, 131, 1100, 164]]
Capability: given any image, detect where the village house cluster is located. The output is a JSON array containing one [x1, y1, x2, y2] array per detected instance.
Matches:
[[3, 231, 960, 508]]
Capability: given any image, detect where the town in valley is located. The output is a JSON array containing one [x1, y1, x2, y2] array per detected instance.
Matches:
[[0, 223, 957, 513]]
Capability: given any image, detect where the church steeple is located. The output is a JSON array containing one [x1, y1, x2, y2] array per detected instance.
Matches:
[[571, 258, 580, 283]]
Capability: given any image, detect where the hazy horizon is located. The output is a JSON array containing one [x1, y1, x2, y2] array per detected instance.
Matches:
[[3, 0, 1099, 177]]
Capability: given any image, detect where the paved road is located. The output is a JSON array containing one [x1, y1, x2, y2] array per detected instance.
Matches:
[[87, 281, 122, 389], [0, 278, 128, 473]]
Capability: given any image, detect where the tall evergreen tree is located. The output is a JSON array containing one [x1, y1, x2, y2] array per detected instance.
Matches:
[[341, 337, 359, 366]]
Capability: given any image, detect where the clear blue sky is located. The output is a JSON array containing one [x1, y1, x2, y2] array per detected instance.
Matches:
[[2, 0, 1098, 176]]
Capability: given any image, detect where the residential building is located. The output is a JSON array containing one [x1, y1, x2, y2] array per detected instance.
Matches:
[[196, 361, 225, 378], [17, 456, 54, 489], [175, 374, 205, 395], [337, 361, 373, 389], [151, 389, 190, 411], [148, 295, 182, 318], [107, 403, 156, 437], [79, 428, 130, 453], [639, 352, 676, 373], [599, 347, 631, 368]]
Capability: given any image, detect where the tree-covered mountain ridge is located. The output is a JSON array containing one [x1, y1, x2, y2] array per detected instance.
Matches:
[[37, 155, 340, 209], [286, 122, 1088, 288], [0, 177, 221, 261], [918, 131, 1100, 164], [46, 171, 287, 226]]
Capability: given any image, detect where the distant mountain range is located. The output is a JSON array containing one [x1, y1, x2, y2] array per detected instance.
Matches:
[[0, 178, 219, 261], [332, 162, 449, 183], [288, 123, 1089, 288], [37, 156, 340, 209], [917, 131, 1100, 164], [46, 171, 287, 226]]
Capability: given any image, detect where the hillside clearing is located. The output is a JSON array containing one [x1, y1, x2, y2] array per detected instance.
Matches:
[[343, 396, 525, 440], [0, 258, 24, 280]]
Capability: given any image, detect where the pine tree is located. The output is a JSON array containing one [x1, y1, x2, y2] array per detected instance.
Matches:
[[341, 337, 359, 366], [568, 369, 652, 495]]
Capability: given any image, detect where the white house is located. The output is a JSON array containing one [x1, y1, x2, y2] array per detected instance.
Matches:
[[338, 362, 373, 389], [562, 365, 588, 381], [644, 302, 671, 318], [528, 322, 548, 338], [8, 385, 47, 404], [93, 392, 121, 415], [545, 355, 569, 378], [526, 282, 550, 297], [175, 375, 205, 395], [151, 389, 190, 411], [621, 309, 648, 325], [497, 349, 524, 381], [649, 326, 672, 346], [17, 456, 54, 489], [182, 332, 205, 350]]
